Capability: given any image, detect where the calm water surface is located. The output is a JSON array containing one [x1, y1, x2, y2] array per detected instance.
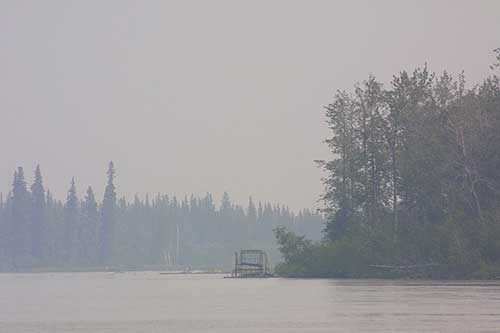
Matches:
[[1, 272, 500, 332]]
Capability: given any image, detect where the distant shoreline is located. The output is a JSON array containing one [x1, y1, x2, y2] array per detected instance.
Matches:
[[0, 267, 229, 274]]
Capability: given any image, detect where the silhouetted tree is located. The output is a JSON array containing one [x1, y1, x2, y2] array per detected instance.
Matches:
[[9, 167, 31, 268], [63, 178, 78, 264], [81, 186, 98, 265], [0, 164, 323, 270], [99, 161, 116, 265], [30, 165, 45, 260]]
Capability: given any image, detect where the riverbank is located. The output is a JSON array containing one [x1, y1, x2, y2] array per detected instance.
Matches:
[[273, 227, 500, 280]]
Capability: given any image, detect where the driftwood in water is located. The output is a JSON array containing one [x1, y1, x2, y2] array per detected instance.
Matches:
[[369, 263, 440, 270]]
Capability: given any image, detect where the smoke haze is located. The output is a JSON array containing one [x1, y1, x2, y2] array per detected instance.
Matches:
[[2, 0, 499, 209]]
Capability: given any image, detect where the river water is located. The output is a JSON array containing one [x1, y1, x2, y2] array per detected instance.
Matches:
[[1, 272, 500, 332]]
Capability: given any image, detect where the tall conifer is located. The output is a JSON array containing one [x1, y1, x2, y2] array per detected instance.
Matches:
[[81, 186, 98, 264], [31, 165, 45, 259], [10, 167, 31, 266], [63, 178, 78, 264], [99, 162, 116, 265]]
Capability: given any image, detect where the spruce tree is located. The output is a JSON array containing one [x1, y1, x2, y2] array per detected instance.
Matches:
[[63, 178, 79, 264], [99, 161, 116, 266], [44, 189, 56, 265], [81, 186, 98, 265], [221, 192, 231, 212], [247, 196, 257, 243], [30, 165, 45, 260], [10, 167, 31, 267]]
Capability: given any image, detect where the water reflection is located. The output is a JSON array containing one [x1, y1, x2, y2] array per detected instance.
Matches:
[[1, 273, 500, 332]]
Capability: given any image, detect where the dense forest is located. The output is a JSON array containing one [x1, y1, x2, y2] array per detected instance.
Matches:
[[276, 50, 500, 279], [0, 162, 323, 271]]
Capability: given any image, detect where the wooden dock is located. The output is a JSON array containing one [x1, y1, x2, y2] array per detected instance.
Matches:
[[230, 249, 273, 278]]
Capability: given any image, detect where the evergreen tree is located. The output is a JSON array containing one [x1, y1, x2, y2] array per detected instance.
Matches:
[[247, 196, 257, 222], [0, 164, 323, 270], [9, 167, 31, 267], [247, 196, 257, 243], [220, 192, 231, 212], [44, 189, 57, 264], [63, 178, 79, 264], [257, 202, 263, 222], [30, 165, 45, 260], [99, 161, 116, 265], [81, 186, 98, 265]]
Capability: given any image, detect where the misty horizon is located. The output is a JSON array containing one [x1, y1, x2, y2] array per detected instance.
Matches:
[[0, 162, 315, 213], [3, 1, 500, 211], [2, 1, 500, 332]]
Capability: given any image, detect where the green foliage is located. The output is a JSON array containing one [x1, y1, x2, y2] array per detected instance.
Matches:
[[10, 167, 31, 266], [490, 47, 500, 70], [277, 57, 500, 279], [99, 161, 117, 265], [0, 164, 324, 271], [79, 186, 98, 265], [63, 178, 79, 264], [30, 165, 45, 260]]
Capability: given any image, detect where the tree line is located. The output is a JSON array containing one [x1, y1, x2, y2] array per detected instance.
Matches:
[[0, 162, 323, 271], [276, 51, 500, 279]]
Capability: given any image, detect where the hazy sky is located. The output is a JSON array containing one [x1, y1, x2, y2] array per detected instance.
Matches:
[[1, 0, 499, 210]]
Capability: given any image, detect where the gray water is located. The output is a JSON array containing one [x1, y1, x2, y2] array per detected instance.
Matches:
[[1, 272, 500, 332]]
